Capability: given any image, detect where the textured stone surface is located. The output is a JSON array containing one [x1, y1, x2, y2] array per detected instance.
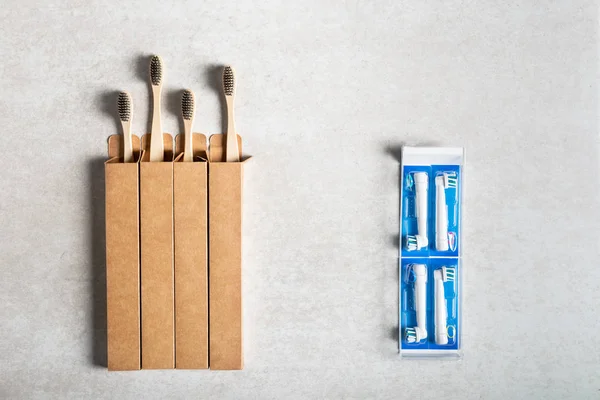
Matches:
[[0, 1, 598, 398]]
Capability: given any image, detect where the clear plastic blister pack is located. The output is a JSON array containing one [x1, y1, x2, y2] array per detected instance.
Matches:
[[399, 147, 464, 357], [401, 165, 460, 257], [401, 258, 459, 351]]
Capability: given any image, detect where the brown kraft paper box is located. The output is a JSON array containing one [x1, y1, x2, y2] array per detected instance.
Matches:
[[140, 134, 175, 369], [105, 134, 141, 371], [208, 133, 248, 370], [173, 133, 208, 369]]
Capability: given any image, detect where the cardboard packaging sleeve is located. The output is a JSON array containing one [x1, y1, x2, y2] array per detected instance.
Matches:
[[139, 134, 175, 369], [173, 133, 208, 369], [105, 135, 141, 371], [104, 131, 248, 371], [208, 133, 248, 370]]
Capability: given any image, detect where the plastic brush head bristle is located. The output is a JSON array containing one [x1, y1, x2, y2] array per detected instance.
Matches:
[[405, 235, 418, 251], [181, 89, 194, 120], [442, 266, 456, 282], [444, 172, 458, 189], [117, 92, 131, 122], [405, 327, 417, 343], [405, 173, 414, 190], [406, 235, 427, 251], [150, 55, 163, 86], [223, 66, 235, 96]]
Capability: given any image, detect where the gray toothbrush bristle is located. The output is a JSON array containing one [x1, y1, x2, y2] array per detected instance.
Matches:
[[223, 66, 234, 96], [117, 92, 131, 122], [181, 90, 195, 120], [150, 55, 163, 85]]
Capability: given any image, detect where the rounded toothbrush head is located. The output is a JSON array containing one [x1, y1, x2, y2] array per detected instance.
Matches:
[[412, 263, 427, 276], [405, 327, 426, 343], [435, 174, 445, 187], [444, 172, 458, 189], [117, 91, 132, 122], [223, 65, 235, 96], [150, 55, 163, 86], [413, 171, 429, 185], [181, 89, 195, 121], [405, 234, 428, 251], [442, 266, 456, 282]]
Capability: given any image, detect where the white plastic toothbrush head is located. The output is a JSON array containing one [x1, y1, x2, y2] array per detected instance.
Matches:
[[435, 174, 445, 187], [413, 171, 428, 185], [443, 172, 458, 189], [412, 263, 427, 277], [405, 326, 427, 343], [441, 266, 456, 282], [405, 234, 428, 251]]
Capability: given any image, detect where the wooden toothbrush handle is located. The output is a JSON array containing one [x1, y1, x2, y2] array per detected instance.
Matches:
[[183, 120, 193, 162], [225, 96, 239, 162], [122, 122, 134, 163], [150, 85, 164, 162]]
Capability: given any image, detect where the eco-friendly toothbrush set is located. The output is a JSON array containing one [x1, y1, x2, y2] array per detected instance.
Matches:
[[104, 57, 463, 369], [105, 56, 249, 371], [400, 147, 464, 357]]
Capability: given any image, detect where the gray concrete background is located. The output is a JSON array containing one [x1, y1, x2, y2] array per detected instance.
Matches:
[[1, 1, 599, 399]]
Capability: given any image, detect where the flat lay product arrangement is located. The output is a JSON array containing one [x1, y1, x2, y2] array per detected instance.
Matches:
[[400, 147, 464, 357], [104, 57, 462, 371], [104, 55, 249, 371]]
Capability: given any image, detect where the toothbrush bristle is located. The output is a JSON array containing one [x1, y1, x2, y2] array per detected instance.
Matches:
[[445, 172, 458, 189], [150, 55, 163, 85], [405, 327, 417, 343], [117, 92, 131, 122], [405, 235, 418, 251], [406, 173, 414, 190], [223, 66, 235, 96], [443, 266, 456, 282], [181, 89, 195, 120]]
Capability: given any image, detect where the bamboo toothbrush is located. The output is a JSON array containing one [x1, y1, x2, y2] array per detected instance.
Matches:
[[117, 92, 134, 163], [181, 89, 195, 162], [223, 66, 239, 162], [149, 55, 164, 162]]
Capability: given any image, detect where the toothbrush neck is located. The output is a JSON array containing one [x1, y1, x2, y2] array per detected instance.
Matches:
[[226, 96, 235, 134], [151, 86, 162, 135], [184, 119, 193, 133], [121, 120, 131, 132]]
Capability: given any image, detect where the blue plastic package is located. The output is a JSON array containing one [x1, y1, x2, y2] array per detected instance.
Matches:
[[401, 166, 460, 257], [400, 258, 459, 351], [399, 147, 464, 357]]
